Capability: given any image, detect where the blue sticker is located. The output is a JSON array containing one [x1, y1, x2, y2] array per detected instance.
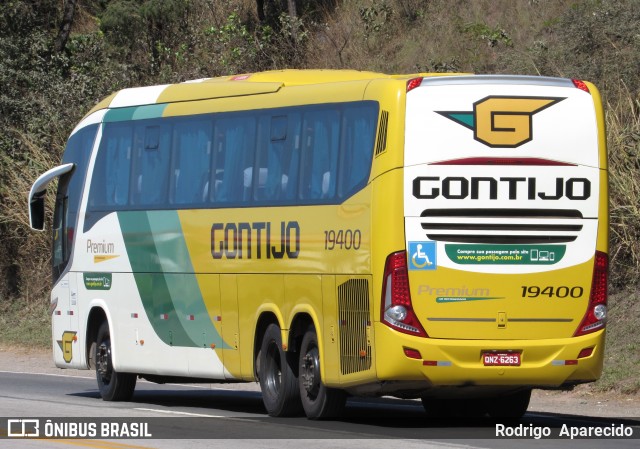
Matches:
[[408, 241, 437, 270]]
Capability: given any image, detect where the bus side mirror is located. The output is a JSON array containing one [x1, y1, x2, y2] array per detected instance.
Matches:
[[27, 163, 75, 232], [29, 189, 46, 230]]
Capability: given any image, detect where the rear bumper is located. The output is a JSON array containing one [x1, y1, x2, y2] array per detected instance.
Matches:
[[374, 323, 604, 387]]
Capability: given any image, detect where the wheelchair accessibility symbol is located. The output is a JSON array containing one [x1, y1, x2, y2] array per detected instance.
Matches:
[[408, 241, 437, 270]]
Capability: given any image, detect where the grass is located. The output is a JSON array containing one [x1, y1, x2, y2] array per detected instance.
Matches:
[[605, 84, 640, 288], [595, 288, 640, 394], [0, 298, 51, 348]]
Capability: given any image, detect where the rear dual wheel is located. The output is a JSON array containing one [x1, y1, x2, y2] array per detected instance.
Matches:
[[298, 326, 346, 419], [257, 323, 302, 417], [257, 323, 346, 419]]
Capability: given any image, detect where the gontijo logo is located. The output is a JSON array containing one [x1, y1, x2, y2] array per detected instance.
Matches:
[[437, 96, 565, 148]]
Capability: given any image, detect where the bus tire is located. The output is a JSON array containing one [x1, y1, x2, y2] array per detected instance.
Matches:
[[95, 321, 136, 401], [257, 323, 302, 417], [486, 389, 531, 419], [299, 326, 346, 420]]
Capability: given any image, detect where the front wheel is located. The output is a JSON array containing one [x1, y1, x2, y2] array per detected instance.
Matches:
[[95, 321, 136, 401], [298, 326, 346, 419]]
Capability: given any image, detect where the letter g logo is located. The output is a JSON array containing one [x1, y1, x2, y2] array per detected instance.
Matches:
[[437, 96, 565, 148]]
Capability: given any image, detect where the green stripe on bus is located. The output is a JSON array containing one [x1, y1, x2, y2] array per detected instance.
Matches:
[[118, 211, 197, 348], [104, 104, 167, 122], [147, 210, 230, 349]]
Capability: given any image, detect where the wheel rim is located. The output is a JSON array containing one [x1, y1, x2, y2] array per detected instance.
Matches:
[[300, 345, 320, 399], [96, 340, 112, 385], [263, 339, 282, 398]]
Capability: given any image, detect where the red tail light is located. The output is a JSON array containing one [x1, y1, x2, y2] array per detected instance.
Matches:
[[381, 251, 427, 337], [406, 77, 423, 92], [574, 251, 608, 336], [572, 79, 590, 93]]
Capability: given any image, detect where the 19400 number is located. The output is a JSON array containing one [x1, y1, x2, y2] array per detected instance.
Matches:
[[324, 229, 361, 250], [521, 285, 584, 298]]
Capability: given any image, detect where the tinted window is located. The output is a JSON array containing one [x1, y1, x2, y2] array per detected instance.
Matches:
[[212, 115, 256, 204], [89, 123, 132, 208], [53, 124, 98, 280], [300, 109, 340, 200], [130, 123, 171, 205], [172, 118, 213, 205], [339, 103, 378, 197], [86, 101, 378, 213], [255, 114, 302, 202]]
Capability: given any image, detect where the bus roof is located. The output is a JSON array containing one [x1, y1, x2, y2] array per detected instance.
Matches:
[[85, 70, 468, 117]]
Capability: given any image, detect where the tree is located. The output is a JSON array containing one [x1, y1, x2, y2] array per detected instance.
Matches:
[[54, 0, 78, 53]]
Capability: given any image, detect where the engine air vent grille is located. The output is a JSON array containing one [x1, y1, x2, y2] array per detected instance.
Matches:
[[375, 110, 389, 156], [337, 279, 371, 375]]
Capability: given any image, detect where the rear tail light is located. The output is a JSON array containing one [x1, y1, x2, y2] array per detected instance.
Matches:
[[574, 251, 608, 336], [381, 251, 427, 337], [572, 79, 590, 93], [406, 77, 423, 92]]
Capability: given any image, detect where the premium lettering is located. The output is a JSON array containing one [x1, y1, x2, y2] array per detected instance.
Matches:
[[86, 239, 115, 254]]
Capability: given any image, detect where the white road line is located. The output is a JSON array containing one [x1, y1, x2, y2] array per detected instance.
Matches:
[[0, 370, 94, 379], [0, 370, 257, 391], [134, 408, 225, 418]]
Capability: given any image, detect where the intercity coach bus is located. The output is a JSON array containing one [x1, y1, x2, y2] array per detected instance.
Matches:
[[29, 70, 608, 419]]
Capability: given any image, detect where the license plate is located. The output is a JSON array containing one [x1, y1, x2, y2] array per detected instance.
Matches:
[[482, 352, 521, 366]]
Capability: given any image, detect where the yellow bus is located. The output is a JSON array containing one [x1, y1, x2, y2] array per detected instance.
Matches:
[[29, 70, 608, 419]]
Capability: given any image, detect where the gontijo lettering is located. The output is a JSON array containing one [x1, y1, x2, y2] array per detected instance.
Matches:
[[413, 176, 590, 200], [211, 221, 300, 260]]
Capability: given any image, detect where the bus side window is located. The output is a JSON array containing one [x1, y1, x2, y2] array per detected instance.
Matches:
[[255, 114, 296, 202], [300, 109, 339, 201], [89, 123, 132, 208], [282, 113, 302, 201], [212, 115, 256, 204], [131, 123, 171, 206], [339, 103, 377, 197], [171, 118, 213, 205]]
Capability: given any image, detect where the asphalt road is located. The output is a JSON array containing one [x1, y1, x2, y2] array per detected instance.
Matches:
[[0, 370, 638, 449]]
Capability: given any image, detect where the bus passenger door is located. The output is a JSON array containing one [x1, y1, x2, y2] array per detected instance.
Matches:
[[51, 274, 72, 367], [67, 273, 82, 368], [51, 180, 80, 368]]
